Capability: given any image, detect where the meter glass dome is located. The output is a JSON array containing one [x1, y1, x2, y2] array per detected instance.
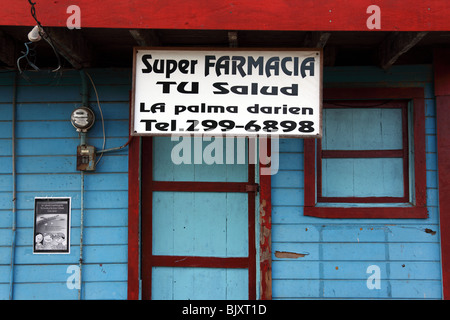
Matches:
[[71, 107, 95, 131]]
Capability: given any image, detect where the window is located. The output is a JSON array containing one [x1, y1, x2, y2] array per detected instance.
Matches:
[[304, 88, 427, 219], [319, 100, 409, 203]]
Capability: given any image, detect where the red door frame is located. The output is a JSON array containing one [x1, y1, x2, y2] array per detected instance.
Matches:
[[259, 138, 272, 300], [127, 137, 272, 299], [127, 135, 141, 300]]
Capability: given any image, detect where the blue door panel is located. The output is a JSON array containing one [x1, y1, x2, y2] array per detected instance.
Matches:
[[152, 267, 248, 300], [152, 192, 248, 257], [149, 137, 252, 300]]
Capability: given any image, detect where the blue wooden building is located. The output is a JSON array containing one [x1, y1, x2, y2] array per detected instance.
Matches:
[[1, 0, 450, 300]]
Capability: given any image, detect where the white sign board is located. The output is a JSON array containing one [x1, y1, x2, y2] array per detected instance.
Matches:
[[132, 48, 322, 137]]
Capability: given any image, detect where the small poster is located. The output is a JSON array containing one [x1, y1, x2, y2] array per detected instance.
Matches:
[[33, 197, 71, 254]]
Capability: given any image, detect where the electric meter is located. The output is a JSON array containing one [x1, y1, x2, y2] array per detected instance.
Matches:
[[70, 107, 95, 132]]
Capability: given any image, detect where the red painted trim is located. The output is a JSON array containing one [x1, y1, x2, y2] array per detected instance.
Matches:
[[141, 137, 153, 300], [304, 139, 316, 208], [412, 97, 427, 208], [4, 0, 450, 31], [318, 196, 409, 203], [304, 206, 428, 219], [437, 95, 450, 300], [259, 138, 272, 300], [316, 139, 323, 202], [304, 87, 428, 219], [321, 150, 404, 158], [434, 48, 450, 300], [127, 93, 140, 300], [248, 162, 257, 300], [150, 181, 256, 193], [127, 136, 140, 299], [151, 256, 248, 268]]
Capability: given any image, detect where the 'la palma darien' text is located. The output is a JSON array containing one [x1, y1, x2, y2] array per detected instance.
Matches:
[[139, 54, 316, 132]]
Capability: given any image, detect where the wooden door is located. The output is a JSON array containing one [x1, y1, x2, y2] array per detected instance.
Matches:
[[141, 137, 257, 299]]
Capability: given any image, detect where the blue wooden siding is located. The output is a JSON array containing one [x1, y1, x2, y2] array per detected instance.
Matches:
[[0, 69, 131, 299], [271, 65, 442, 299], [0, 64, 443, 300]]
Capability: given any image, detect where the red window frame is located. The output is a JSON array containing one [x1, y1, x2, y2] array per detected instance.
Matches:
[[304, 87, 428, 219], [317, 100, 410, 204]]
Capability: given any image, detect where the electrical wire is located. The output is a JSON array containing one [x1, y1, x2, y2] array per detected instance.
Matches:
[[28, 0, 43, 29], [85, 72, 106, 165], [16, 42, 64, 86], [16, 0, 63, 78], [17, 42, 40, 73], [85, 71, 134, 163], [23, 0, 61, 73], [41, 34, 62, 73], [96, 135, 134, 154]]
